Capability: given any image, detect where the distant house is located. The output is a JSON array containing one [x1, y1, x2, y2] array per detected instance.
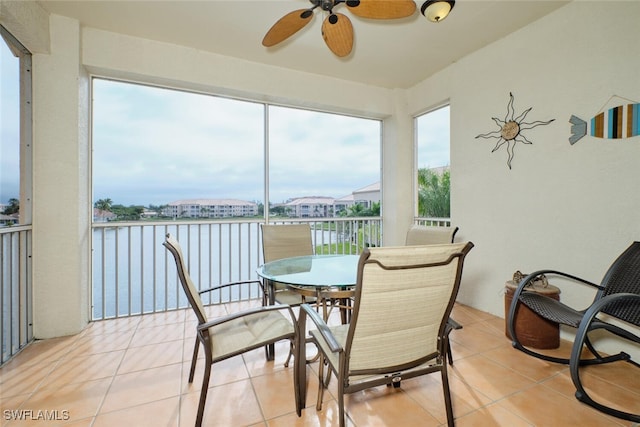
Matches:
[[334, 182, 380, 215], [0, 203, 19, 225], [93, 208, 116, 222], [141, 208, 158, 218], [426, 166, 449, 176], [0, 213, 18, 226], [163, 199, 258, 218]]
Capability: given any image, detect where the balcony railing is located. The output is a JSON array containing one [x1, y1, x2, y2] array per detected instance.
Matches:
[[91, 218, 382, 320], [414, 217, 452, 227], [1, 217, 450, 363], [0, 226, 33, 365]]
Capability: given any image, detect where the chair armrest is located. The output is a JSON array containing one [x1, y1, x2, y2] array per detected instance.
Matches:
[[511, 269, 601, 303], [300, 303, 342, 353], [198, 280, 266, 296], [197, 303, 295, 332], [573, 293, 640, 344], [570, 293, 640, 377], [507, 270, 602, 340]]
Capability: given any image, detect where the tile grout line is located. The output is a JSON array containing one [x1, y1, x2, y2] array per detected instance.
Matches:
[[89, 316, 143, 426]]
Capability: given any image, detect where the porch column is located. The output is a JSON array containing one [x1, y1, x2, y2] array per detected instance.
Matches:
[[32, 14, 91, 338], [382, 89, 414, 246]]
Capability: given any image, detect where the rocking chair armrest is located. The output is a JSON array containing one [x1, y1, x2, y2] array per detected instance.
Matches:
[[574, 293, 640, 340], [197, 303, 295, 332], [508, 270, 602, 335], [512, 269, 601, 301], [570, 292, 640, 373], [300, 303, 343, 353], [198, 280, 266, 296]]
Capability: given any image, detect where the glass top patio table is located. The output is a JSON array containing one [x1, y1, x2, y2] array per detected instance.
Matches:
[[257, 254, 359, 363], [257, 254, 360, 288]]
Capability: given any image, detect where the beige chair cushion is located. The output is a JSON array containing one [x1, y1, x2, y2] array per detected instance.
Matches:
[[209, 310, 294, 361], [262, 224, 313, 263], [261, 224, 315, 304], [405, 224, 457, 246]]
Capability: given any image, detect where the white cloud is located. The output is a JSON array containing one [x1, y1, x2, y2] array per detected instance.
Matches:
[[92, 79, 380, 206], [416, 106, 450, 169]]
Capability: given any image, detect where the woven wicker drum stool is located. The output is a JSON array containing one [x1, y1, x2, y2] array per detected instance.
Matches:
[[505, 280, 561, 349]]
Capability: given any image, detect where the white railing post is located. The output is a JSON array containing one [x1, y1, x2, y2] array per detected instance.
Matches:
[[0, 226, 33, 365]]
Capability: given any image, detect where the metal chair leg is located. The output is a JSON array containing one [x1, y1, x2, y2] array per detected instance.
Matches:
[[189, 338, 199, 383]]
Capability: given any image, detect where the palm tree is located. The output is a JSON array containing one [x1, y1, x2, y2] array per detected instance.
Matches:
[[418, 168, 450, 218], [366, 201, 380, 216], [346, 203, 365, 217], [94, 198, 113, 211], [2, 198, 19, 215]]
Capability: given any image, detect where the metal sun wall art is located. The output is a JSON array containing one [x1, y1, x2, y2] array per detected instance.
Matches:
[[476, 92, 555, 169]]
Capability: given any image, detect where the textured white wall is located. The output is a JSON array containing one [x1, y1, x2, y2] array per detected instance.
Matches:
[[409, 2, 640, 356]]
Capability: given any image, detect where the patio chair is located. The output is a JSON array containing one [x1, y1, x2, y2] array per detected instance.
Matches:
[[261, 223, 317, 306], [405, 224, 459, 246], [163, 234, 301, 427], [405, 224, 462, 365], [298, 242, 474, 427], [261, 223, 318, 364], [507, 241, 640, 422]]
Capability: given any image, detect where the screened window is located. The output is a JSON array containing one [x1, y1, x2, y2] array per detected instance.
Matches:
[[0, 26, 31, 225], [91, 78, 381, 219], [268, 105, 380, 217], [0, 25, 33, 363], [415, 105, 450, 219], [91, 78, 382, 318], [92, 79, 264, 215]]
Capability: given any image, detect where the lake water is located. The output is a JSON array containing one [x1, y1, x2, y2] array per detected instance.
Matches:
[[91, 223, 342, 319]]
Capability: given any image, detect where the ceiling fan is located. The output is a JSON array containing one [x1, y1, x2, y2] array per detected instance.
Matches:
[[262, 0, 417, 58]]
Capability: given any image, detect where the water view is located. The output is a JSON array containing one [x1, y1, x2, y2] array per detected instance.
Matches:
[[91, 220, 367, 320]]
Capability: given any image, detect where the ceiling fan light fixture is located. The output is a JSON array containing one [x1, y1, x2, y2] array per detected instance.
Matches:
[[421, 0, 455, 23]]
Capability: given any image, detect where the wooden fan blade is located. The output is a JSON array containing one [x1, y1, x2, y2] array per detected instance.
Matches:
[[262, 9, 313, 47], [346, 0, 416, 19], [322, 13, 354, 57]]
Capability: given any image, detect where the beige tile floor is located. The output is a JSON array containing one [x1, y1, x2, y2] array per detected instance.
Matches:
[[1, 302, 638, 427]]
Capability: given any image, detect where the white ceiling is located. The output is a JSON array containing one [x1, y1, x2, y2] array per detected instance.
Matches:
[[37, 0, 569, 89]]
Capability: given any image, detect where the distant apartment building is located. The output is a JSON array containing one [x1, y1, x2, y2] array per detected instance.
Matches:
[[281, 182, 381, 218], [163, 199, 258, 218], [283, 197, 335, 218], [333, 182, 380, 215]]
